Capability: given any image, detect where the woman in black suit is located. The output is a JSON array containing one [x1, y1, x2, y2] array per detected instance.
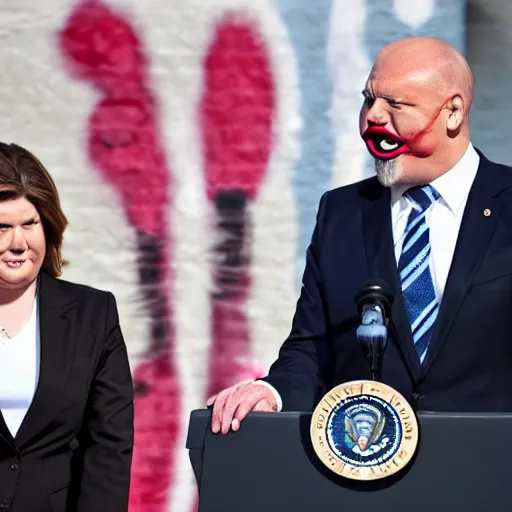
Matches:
[[0, 143, 134, 512]]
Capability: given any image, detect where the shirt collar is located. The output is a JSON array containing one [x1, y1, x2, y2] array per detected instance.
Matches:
[[391, 142, 480, 214]]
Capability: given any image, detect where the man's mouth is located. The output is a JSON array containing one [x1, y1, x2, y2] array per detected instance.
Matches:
[[362, 126, 409, 160]]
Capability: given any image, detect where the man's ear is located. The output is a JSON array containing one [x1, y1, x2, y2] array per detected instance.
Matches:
[[446, 95, 464, 131]]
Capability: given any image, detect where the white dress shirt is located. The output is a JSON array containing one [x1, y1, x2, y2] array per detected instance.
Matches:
[[257, 142, 480, 412], [0, 296, 40, 437], [391, 143, 479, 301]]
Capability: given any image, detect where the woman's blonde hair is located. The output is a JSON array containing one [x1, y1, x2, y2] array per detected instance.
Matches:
[[0, 143, 68, 277]]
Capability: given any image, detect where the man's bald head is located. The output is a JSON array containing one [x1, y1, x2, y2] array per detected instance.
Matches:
[[360, 37, 475, 187], [372, 37, 474, 116]]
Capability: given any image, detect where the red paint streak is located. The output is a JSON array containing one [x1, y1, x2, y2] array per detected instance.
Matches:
[[201, 18, 274, 400], [202, 19, 274, 202], [59, 0, 166, 236], [59, 2, 179, 511]]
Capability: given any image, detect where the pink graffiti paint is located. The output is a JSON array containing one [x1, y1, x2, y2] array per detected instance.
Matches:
[[59, 2, 179, 511], [201, 18, 275, 398]]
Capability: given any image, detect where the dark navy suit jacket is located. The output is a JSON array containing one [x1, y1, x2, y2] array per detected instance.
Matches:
[[262, 150, 512, 413]]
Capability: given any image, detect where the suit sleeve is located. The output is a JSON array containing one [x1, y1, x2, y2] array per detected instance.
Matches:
[[77, 292, 134, 512], [259, 192, 335, 411]]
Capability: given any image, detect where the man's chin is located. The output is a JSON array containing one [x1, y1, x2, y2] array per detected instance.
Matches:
[[374, 157, 400, 188]]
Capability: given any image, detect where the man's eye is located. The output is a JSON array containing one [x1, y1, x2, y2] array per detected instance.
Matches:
[[364, 96, 375, 107]]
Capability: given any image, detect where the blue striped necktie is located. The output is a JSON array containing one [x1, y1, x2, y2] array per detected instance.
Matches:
[[397, 185, 440, 364]]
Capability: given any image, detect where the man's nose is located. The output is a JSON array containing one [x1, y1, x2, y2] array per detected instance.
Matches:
[[365, 98, 390, 125]]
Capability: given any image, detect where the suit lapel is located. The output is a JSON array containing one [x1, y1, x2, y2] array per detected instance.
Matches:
[[361, 180, 422, 380], [15, 272, 76, 450], [0, 410, 17, 452], [422, 153, 512, 375]]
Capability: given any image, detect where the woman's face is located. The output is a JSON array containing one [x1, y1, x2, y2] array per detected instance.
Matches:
[[0, 197, 46, 290]]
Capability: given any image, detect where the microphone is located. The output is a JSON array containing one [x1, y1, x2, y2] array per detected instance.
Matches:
[[354, 279, 394, 381]]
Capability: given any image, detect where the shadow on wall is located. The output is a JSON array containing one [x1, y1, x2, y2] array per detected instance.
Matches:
[[466, 0, 512, 166]]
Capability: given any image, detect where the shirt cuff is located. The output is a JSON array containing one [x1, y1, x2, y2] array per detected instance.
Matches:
[[253, 380, 283, 412]]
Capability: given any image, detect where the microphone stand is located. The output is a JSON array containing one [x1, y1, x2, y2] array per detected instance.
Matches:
[[356, 304, 388, 381], [354, 280, 394, 382]]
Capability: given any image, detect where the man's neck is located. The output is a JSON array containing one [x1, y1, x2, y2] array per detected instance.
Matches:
[[427, 127, 471, 176]]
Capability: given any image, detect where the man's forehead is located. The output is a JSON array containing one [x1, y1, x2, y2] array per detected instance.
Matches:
[[366, 68, 436, 97]]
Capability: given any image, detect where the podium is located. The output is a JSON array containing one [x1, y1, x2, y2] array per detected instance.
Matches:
[[187, 409, 512, 511]]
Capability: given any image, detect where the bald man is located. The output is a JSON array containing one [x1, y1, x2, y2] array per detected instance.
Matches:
[[208, 37, 512, 435]]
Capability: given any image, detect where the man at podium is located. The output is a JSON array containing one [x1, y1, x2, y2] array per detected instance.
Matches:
[[208, 36, 512, 435]]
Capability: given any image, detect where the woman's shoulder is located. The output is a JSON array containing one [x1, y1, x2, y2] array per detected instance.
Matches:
[[40, 272, 116, 307]]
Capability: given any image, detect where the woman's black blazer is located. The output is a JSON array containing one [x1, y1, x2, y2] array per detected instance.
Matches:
[[0, 271, 134, 512]]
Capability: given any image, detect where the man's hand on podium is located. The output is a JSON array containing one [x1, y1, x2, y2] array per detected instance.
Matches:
[[207, 381, 278, 434]]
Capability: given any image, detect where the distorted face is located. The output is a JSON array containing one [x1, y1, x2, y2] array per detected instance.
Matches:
[[0, 197, 46, 290], [359, 64, 450, 187], [357, 435, 369, 451]]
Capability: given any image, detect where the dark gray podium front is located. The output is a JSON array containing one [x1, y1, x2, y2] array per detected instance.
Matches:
[[187, 409, 511, 511]]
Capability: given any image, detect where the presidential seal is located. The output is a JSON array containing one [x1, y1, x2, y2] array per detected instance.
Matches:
[[310, 380, 418, 481]]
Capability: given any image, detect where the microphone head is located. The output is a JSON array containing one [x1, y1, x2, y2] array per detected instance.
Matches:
[[354, 278, 394, 319]]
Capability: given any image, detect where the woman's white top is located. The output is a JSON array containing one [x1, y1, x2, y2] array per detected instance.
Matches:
[[0, 297, 40, 437]]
